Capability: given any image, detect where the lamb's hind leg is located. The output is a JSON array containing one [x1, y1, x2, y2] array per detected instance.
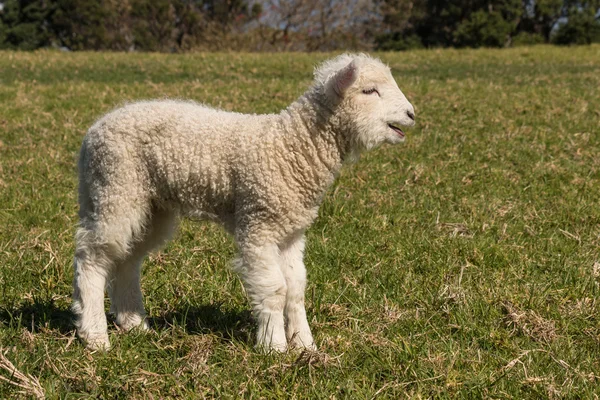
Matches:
[[108, 210, 178, 332], [72, 185, 150, 351], [73, 217, 147, 350], [281, 235, 315, 350], [72, 227, 115, 350]]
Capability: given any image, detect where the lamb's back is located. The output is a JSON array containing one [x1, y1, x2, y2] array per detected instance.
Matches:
[[84, 100, 266, 213]]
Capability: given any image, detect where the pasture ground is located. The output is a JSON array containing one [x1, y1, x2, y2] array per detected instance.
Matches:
[[0, 46, 599, 398]]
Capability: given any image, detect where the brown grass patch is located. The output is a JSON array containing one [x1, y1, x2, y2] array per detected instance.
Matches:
[[175, 335, 216, 377], [502, 302, 557, 343]]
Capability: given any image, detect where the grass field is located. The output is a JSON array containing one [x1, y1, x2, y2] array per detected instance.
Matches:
[[0, 46, 599, 398]]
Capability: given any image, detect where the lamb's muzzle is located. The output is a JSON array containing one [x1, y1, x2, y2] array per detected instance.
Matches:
[[388, 123, 405, 137], [72, 53, 415, 353]]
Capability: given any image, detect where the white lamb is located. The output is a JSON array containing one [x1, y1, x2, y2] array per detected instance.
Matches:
[[73, 53, 415, 352]]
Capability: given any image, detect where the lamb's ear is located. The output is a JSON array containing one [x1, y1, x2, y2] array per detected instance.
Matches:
[[329, 61, 357, 98]]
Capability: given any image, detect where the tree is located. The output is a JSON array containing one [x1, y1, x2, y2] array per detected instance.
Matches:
[[412, 0, 496, 47], [51, 0, 124, 50], [0, 0, 52, 50], [171, 0, 206, 50], [201, 0, 259, 25], [374, 0, 426, 50], [0, 0, 596, 51], [129, 0, 177, 52], [380, 0, 522, 49], [260, 0, 379, 51], [517, 0, 564, 41], [454, 10, 514, 47], [552, 3, 600, 44]]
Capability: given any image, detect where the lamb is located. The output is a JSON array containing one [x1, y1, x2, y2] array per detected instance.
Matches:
[[72, 53, 416, 352]]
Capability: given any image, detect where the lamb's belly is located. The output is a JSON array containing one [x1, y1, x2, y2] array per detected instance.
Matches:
[[174, 177, 234, 215]]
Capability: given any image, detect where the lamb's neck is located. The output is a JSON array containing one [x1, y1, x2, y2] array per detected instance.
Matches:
[[280, 90, 349, 175], [270, 91, 351, 210]]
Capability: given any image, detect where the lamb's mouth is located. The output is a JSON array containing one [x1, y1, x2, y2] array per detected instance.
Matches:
[[388, 123, 405, 138]]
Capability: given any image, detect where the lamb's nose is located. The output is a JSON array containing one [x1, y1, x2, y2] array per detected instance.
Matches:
[[407, 110, 415, 121]]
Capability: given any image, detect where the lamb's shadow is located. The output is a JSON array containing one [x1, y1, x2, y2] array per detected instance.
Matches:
[[0, 298, 75, 334], [149, 304, 254, 344], [0, 299, 254, 344]]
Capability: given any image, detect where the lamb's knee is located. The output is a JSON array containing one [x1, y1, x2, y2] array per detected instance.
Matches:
[[256, 284, 287, 314], [239, 267, 287, 312], [234, 244, 287, 300]]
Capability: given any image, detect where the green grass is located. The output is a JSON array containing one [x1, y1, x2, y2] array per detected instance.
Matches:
[[1, 46, 599, 398]]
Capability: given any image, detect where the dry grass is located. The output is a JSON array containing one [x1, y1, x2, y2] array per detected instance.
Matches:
[[0, 348, 45, 399], [502, 301, 557, 343]]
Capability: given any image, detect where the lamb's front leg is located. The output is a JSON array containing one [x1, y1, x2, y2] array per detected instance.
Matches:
[[281, 235, 315, 350], [235, 243, 288, 352]]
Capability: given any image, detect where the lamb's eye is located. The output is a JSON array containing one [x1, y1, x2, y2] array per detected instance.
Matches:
[[362, 88, 379, 96]]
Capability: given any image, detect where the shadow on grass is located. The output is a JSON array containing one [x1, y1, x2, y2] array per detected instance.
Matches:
[[0, 299, 254, 345], [149, 304, 254, 344], [0, 298, 74, 334]]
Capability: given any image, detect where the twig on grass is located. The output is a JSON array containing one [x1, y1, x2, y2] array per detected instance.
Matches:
[[0, 347, 45, 399]]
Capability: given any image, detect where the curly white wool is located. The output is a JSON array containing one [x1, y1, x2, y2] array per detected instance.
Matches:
[[72, 53, 415, 352]]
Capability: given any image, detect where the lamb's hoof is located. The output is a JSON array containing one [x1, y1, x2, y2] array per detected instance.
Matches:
[[117, 316, 149, 332], [81, 334, 111, 351], [288, 333, 316, 351], [255, 341, 288, 354], [290, 342, 317, 352]]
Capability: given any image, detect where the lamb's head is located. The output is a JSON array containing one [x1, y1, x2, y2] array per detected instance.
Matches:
[[314, 53, 415, 154]]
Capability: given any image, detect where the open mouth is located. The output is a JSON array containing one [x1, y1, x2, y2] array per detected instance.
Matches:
[[387, 123, 405, 138]]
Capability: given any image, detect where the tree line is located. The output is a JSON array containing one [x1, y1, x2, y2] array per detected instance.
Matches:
[[1, 0, 599, 52]]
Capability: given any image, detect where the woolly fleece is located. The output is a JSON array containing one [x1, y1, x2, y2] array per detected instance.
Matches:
[[72, 53, 416, 352]]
